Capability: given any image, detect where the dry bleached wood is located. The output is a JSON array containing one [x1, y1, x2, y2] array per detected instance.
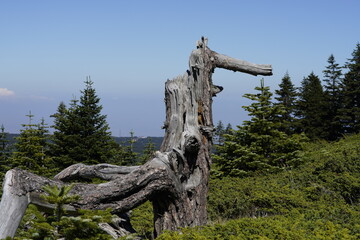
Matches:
[[212, 52, 272, 76], [0, 37, 272, 239], [54, 163, 140, 181]]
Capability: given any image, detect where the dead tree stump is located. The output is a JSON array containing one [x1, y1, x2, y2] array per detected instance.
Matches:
[[0, 37, 272, 238]]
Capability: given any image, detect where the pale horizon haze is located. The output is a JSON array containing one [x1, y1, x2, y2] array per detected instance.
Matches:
[[1, 0, 359, 136]]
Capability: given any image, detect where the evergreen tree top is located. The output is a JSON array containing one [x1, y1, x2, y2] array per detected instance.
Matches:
[[0, 124, 9, 152], [346, 43, 360, 68], [275, 72, 297, 104], [50, 77, 117, 168], [300, 72, 323, 95], [323, 54, 342, 93]]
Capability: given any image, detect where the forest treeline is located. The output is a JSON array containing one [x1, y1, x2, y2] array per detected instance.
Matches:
[[212, 43, 360, 178], [0, 78, 161, 239], [3, 133, 162, 161], [0, 78, 160, 181], [0, 43, 359, 239]]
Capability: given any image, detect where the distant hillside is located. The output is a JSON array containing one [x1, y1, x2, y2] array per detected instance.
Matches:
[[113, 136, 163, 153], [5, 134, 163, 154], [6, 134, 18, 146]]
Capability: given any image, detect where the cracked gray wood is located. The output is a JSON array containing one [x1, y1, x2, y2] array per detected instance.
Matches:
[[0, 37, 272, 239]]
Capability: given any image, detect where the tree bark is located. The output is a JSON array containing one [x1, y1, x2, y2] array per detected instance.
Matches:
[[0, 171, 30, 238], [0, 37, 272, 239]]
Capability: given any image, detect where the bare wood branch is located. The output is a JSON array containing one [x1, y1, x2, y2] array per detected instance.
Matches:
[[212, 51, 273, 76], [54, 163, 140, 181]]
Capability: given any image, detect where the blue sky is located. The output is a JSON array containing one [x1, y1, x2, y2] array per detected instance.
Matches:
[[1, 0, 359, 136]]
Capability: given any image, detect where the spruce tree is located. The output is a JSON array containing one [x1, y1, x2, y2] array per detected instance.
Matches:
[[51, 78, 118, 169], [0, 124, 10, 166], [225, 123, 233, 134], [79, 79, 110, 154], [296, 72, 327, 139], [214, 121, 232, 146], [106, 131, 138, 166], [214, 79, 305, 177], [139, 138, 156, 165], [50, 101, 75, 168], [121, 130, 138, 165], [75, 78, 114, 164], [275, 72, 298, 134], [340, 43, 360, 134], [323, 54, 343, 140], [9, 112, 54, 176], [0, 124, 10, 196], [214, 121, 225, 145], [16, 184, 112, 240]]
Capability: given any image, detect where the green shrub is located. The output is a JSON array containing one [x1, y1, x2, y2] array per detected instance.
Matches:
[[159, 211, 359, 240], [208, 176, 308, 221], [130, 201, 154, 239], [14, 184, 113, 240], [202, 134, 360, 238]]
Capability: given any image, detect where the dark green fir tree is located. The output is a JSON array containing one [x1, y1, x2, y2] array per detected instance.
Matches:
[[214, 121, 232, 146], [213, 79, 305, 178], [75, 78, 115, 164], [118, 130, 138, 166], [51, 78, 118, 169], [214, 120, 225, 145], [16, 184, 112, 240], [9, 112, 54, 176], [139, 138, 156, 165], [296, 72, 327, 139], [0, 124, 10, 166], [225, 123, 233, 135], [275, 72, 298, 134], [0, 124, 10, 196], [50, 101, 75, 168], [340, 43, 360, 135], [323, 54, 343, 140]]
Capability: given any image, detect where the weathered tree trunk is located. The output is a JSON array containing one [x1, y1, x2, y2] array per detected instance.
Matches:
[[0, 171, 30, 238], [0, 37, 272, 239]]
